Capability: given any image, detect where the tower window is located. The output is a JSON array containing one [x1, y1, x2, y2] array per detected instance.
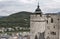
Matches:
[[47, 20, 48, 23], [51, 18, 53, 23], [54, 26, 55, 28], [35, 35, 38, 39], [40, 14, 42, 17], [51, 32, 56, 35]]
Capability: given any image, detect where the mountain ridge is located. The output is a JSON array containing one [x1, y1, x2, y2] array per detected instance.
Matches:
[[0, 11, 31, 28]]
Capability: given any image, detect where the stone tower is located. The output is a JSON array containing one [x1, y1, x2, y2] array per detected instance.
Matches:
[[30, 2, 59, 39], [30, 2, 47, 39]]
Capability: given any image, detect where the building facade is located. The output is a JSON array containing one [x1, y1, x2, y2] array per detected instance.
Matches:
[[30, 3, 60, 39]]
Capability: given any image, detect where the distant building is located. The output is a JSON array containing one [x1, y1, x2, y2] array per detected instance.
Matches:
[[0, 34, 10, 39], [30, 2, 60, 39]]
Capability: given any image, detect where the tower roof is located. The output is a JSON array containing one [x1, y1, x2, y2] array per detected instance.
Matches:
[[35, 2, 42, 13]]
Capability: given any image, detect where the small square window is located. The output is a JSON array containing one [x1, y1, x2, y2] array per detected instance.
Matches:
[[54, 26, 55, 28]]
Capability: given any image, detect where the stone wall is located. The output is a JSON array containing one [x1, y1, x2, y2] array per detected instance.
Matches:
[[45, 14, 59, 39], [30, 14, 60, 39], [30, 14, 46, 39]]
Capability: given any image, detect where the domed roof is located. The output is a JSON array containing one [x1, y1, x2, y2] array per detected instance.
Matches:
[[35, 7, 41, 11], [35, 2, 42, 13]]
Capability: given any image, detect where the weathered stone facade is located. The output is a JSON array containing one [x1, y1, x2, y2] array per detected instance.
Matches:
[[30, 3, 60, 39]]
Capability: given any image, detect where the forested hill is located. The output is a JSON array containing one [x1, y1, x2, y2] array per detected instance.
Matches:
[[0, 11, 31, 28]]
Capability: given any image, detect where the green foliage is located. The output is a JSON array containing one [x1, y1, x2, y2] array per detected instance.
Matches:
[[0, 11, 31, 32]]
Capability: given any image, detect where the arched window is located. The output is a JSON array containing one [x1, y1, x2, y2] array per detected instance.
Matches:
[[35, 35, 38, 39], [51, 18, 53, 23]]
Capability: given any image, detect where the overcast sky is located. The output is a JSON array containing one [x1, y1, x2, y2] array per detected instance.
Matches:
[[0, 0, 60, 16]]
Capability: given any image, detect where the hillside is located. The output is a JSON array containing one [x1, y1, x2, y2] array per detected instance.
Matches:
[[0, 11, 31, 33]]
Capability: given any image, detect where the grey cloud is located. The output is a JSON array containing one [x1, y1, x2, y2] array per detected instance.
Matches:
[[0, 0, 60, 16], [0, 0, 36, 16]]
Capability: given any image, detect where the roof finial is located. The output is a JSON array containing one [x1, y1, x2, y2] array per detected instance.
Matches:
[[38, 2, 39, 8], [38, 1, 39, 5]]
